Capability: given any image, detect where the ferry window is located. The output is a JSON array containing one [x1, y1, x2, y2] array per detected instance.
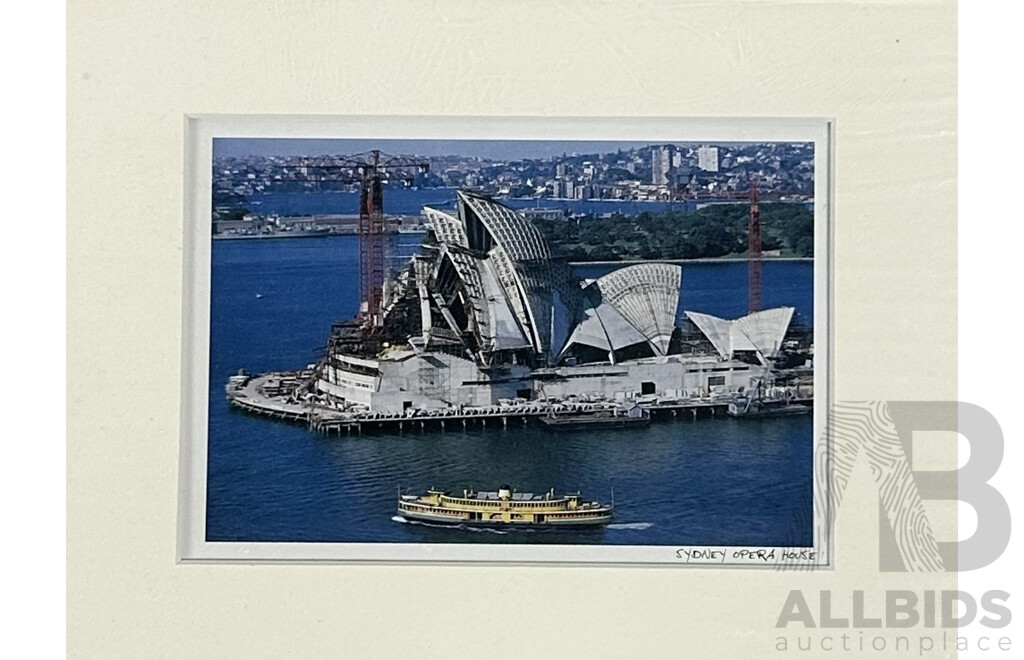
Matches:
[[641, 381, 656, 395], [708, 376, 726, 387], [403, 401, 413, 410], [516, 388, 532, 400]]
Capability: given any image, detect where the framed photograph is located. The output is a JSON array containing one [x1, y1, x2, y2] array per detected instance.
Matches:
[[69, 2, 957, 658], [179, 115, 832, 565]]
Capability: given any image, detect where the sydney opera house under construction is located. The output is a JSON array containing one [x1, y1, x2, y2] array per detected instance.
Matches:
[[306, 191, 804, 416]]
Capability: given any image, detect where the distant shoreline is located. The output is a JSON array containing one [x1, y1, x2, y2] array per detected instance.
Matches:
[[210, 232, 814, 265], [570, 257, 813, 266]]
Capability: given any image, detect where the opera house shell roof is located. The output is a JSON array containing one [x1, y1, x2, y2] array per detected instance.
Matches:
[[379, 191, 790, 369], [684, 307, 795, 364], [409, 192, 580, 363]]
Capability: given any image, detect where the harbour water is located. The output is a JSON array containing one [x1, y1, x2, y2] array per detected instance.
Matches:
[[207, 234, 814, 545]]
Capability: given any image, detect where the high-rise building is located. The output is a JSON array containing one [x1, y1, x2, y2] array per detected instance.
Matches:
[[651, 146, 671, 185], [698, 146, 719, 172], [552, 178, 576, 199]]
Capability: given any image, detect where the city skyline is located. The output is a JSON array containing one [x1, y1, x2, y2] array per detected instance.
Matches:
[[213, 139, 814, 204], [213, 137, 785, 162]]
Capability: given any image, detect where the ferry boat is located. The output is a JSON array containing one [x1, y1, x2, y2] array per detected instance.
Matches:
[[396, 485, 614, 527]]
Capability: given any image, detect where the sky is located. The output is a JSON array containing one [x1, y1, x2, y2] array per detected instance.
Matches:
[[212, 138, 740, 161]]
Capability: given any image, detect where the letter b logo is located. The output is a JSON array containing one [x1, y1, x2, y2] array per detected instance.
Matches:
[[883, 402, 1010, 571]]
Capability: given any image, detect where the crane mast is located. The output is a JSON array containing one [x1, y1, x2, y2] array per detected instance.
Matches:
[[748, 178, 762, 313], [299, 150, 429, 327]]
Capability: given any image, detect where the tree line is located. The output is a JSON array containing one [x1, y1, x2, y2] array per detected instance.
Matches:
[[533, 203, 814, 261]]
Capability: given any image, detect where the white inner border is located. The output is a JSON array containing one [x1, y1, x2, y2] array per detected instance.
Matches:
[[179, 115, 833, 566]]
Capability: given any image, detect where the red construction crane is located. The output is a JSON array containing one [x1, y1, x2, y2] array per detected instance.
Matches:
[[747, 179, 762, 313], [673, 180, 778, 313], [297, 151, 429, 327]]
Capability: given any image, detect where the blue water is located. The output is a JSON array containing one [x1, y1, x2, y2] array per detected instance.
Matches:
[[207, 235, 814, 546]]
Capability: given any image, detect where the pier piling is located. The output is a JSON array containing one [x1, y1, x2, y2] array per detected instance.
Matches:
[[226, 371, 812, 435]]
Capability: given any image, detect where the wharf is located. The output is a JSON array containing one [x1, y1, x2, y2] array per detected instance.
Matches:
[[226, 371, 812, 435]]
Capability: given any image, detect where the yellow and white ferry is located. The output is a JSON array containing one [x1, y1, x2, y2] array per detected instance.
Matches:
[[397, 485, 614, 527]]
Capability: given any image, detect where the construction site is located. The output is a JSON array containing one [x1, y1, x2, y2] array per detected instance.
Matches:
[[223, 152, 814, 434]]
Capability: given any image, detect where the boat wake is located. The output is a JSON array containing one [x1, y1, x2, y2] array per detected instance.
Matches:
[[606, 522, 654, 530], [461, 525, 511, 535], [390, 515, 512, 534]]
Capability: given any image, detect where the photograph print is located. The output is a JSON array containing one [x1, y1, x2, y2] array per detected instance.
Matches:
[[191, 121, 828, 564]]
